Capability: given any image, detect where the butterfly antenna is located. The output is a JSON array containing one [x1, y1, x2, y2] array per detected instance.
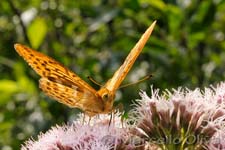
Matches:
[[87, 76, 103, 87], [119, 74, 153, 89]]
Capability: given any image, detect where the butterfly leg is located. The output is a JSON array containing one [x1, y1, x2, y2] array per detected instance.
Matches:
[[108, 112, 113, 127], [108, 106, 118, 127], [88, 116, 92, 125], [109, 103, 125, 127], [81, 113, 92, 125], [82, 113, 86, 125]]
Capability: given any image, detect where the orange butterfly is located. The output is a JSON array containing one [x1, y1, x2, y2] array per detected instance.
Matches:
[[14, 21, 156, 116]]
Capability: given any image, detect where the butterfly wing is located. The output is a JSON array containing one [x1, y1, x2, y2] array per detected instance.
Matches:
[[104, 21, 156, 91], [14, 44, 96, 93], [39, 78, 104, 115], [14, 44, 103, 114]]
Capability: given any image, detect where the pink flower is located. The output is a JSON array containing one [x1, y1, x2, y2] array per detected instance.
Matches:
[[129, 82, 225, 149], [21, 113, 143, 150]]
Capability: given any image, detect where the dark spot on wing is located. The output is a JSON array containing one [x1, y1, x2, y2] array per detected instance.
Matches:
[[45, 68, 50, 72], [67, 99, 74, 104], [48, 77, 56, 82], [46, 81, 51, 86], [55, 68, 60, 72], [48, 60, 56, 64], [41, 63, 46, 67], [59, 94, 64, 98], [42, 72, 47, 76]]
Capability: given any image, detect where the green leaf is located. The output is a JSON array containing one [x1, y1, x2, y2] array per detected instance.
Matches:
[[167, 5, 183, 37], [28, 17, 48, 49], [188, 32, 205, 49], [0, 80, 18, 105], [0, 80, 18, 93], [140, 0, 166, 10]]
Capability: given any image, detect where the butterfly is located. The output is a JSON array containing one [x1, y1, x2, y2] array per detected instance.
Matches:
[[14, 21, 156, 116]]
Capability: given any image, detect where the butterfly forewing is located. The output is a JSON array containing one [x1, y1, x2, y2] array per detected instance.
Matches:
[[14, 44, 96, 94], [105, 21, 156, 91]]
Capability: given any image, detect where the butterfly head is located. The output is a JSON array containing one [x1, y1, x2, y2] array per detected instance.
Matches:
[[97, 87, 115, 113]]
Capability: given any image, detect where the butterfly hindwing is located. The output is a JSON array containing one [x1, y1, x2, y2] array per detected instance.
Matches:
[[39, 78, 104, 114], [39, 77, 83, 107]]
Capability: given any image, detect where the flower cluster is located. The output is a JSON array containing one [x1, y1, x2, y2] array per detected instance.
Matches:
[[129, 82, 225, 149], [21, 113, 144, 150], [22, 82, 225, 150]]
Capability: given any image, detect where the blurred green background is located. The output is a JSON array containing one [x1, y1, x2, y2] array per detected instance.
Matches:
[[0, 0, 225, 149]]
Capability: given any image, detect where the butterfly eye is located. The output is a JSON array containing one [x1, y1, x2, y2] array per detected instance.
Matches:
[[102, 93, 109, 101]]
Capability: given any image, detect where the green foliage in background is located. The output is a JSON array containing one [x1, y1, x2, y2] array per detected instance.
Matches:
[[0, 0, 224, 149]]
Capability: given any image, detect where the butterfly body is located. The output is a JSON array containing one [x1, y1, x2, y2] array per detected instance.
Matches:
[[14, 21, 156, 116]]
